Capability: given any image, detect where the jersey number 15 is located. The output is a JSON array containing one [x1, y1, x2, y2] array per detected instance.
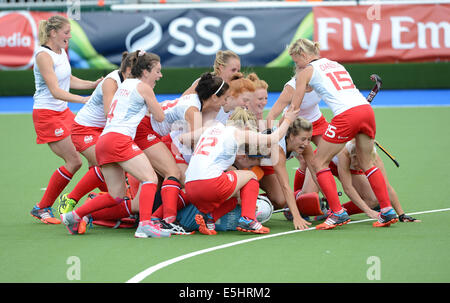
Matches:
[[325, 71, 355, 91]]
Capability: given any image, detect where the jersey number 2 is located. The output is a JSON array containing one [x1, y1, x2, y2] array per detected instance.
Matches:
[[193, 136, 218, 156]]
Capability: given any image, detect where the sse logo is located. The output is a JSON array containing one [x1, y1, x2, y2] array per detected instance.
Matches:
[[0, 11, 38, 70]]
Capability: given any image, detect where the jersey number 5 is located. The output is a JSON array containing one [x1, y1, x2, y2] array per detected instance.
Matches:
[[324, 124, 337, 139], [325, 71, 355, 91]]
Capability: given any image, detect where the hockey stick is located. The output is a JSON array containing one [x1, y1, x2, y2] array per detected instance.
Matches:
[[367, 74, 382, 103], [366, 74, 400, 168]]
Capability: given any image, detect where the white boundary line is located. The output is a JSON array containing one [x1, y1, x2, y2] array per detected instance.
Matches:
[[126, 207, 450, 283]]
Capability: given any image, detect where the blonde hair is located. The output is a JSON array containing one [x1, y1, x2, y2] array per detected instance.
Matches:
[[228, 72, 255, 98], [288, 38, 320, 57], [213, 50, 240, 75], [347, 139, 377, 161], [38, 15, 70, 45], [228, 106, 258, 131], [229, 107, 260, 156], [286, 117, 312, 138], [246, 73, 268, 90]]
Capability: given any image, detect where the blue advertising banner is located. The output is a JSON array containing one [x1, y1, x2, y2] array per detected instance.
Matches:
[[76, 7, 312, 68]]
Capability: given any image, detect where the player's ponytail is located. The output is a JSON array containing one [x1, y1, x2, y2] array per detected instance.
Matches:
[[129, 50, 160, 78], [38, 15, 69, 46], [246, 73, 268, 90], [289, 38, 320, 57], [228, 73, 255, 98], [119, 51, 132, 75]]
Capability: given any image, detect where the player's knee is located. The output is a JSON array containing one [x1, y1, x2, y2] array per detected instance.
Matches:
[[67, 154, 82, 173], [142, 170, 159, 184]]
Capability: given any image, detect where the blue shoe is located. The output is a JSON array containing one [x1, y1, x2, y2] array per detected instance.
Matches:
[[316, 210, 350, 230], [236, 216, 270, 234], [30, 205, 61, 224], [373, 208, 398, 227]]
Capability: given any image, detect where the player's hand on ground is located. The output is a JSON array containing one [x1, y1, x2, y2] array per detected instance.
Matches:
[[293, 217, 312, 230], [399, 214, 421, 222], [366, 209, 379, 219]]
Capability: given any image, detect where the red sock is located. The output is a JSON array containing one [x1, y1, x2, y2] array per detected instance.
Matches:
[[316, 168, 342, 213], [139, 182, 157, 222], [365, 166, 392, 209], [294, 168, 306, 191], [37, 166, 73, 208], [161, 178, 181, 223], [342, 201, 363, 215], [91, 198, 132, 221], [152, 190, 190, 219], [211, 197, 238, 221], [74, 193, 120, 219], [240, 179, 259, 220], [68, 166, 106, 202]]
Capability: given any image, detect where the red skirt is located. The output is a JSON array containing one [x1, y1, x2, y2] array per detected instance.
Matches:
[[32, 108, 75, 144]]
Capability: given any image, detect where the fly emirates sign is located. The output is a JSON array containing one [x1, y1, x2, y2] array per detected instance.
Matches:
[[314, 4, 450, 62]]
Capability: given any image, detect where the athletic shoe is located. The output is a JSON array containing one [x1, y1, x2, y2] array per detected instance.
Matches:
[[195, 213, 217, 235], [160, 220, 195, 235], [30, 205, 61, 224], [78, 215, 93, 235], [57, 193, 77, 214], [236, 216, 270, 234], [283, 209, 293, 221], [134, 220, 171, 238], [373, 208, 398, 227], [313, 209, 331, 221], [61, 212, 82, 235], [315, 210, 351, 230]]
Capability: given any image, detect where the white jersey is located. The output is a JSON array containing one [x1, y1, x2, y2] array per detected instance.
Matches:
[[215, 107, 231, 125], [185, 123, 238, 182], [150, 93, 201, 137], [309, 58, 368, 116], [101, 79, 148, 139], [75, 70, 123, 128], [33, 46, 71, 111], [284, 76, 322, 123], [169, 129, 194, 164]]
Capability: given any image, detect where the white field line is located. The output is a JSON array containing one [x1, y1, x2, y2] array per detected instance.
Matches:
[[126, 207, 450, 283]]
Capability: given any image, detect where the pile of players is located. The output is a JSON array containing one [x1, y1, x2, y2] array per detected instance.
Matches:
[[30, 15, 419, 239]]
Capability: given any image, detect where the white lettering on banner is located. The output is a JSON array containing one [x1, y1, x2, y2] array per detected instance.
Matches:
[[0, 11, 38, 70], [126, 16, 255, 56], [196, 17, 222, 55], [391, 16, 416, 49], [223, 16, 255, 54], [168, 17, 195, 56], [316, 17, 340, 50], [317, 15, 449, 58], [0, 32, 31, 48], [417, 22, 450, 49], [317, 17, 380, 57]]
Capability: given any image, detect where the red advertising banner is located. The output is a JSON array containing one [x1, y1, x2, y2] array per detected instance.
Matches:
[[313, 4, 450, 63], [0, 11, 66, 70]]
